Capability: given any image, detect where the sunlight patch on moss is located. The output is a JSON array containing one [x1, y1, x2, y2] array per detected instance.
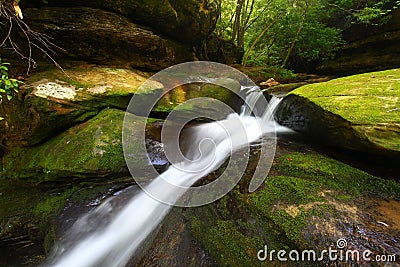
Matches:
[[290, 68, 400, 125]]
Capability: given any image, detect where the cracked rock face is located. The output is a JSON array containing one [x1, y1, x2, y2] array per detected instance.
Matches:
[[21, 0, 219, 45], [23, 7, 193, 71]]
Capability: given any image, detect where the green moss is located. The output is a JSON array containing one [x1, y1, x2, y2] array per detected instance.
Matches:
[[0, 181, 70, 253], [32, 187, 79, 252], [188, 151, 400, 265], [189, 206, 263, 267], [188, 187, 297, 266], [246, 176, 325, 246], [153, 80, 240, 115], [0, 180, 43, 220], [2, 108, 148, 181], [244, 152, 400, 247], [289, 68, 400, 125], [33, 187, 75, 222], [274, 152, 400, 198]]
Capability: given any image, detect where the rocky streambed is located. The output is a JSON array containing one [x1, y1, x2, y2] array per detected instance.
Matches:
[[0, 67, 399, 266]]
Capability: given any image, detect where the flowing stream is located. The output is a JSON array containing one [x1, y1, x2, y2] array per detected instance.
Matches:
[[44, 87, 284, 267]]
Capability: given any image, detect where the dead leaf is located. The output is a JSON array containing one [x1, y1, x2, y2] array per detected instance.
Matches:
[[13, 1, 23, 19]]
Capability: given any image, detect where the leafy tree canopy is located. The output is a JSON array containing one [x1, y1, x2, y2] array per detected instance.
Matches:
[[217, 0, 399, 67]]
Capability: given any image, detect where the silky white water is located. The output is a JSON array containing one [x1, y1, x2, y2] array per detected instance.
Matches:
[[44, 89, 284, 267]]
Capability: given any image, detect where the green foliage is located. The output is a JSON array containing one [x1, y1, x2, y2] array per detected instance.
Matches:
[[0, 58, 22, 103], [217, 0, 396, 67], [330, 0, 397, 25], [0, 58, 23, 121]]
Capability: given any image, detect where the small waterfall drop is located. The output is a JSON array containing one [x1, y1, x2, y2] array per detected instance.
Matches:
[[44, 86, 283, 267]]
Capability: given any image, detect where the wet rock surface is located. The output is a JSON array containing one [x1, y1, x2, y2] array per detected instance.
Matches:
[[185, 140, 400, 266], [1, 129, 399, 266]]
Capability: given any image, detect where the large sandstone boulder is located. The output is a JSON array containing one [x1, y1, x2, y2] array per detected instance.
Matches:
[[21, 0, 219, 45], [316, 9, 400, 75], [22, 7, 193, 70], [276, 68, 400, 158], [0, 66, 163, 147], [316, 30, 400, 76]]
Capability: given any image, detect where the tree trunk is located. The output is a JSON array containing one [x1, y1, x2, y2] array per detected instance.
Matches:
[[281, 2, 309, 68], [231, 0, 244, 43], [242, 10, 285, 67]]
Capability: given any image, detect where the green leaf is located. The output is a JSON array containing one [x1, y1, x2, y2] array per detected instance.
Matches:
[[0, 117, 4, 121], [6, 95, 12, 101]]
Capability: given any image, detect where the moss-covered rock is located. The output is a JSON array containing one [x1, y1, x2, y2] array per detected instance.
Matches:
[[276, 69, 400, 158], [0, 66, 163, 147], [152, 78, 242, 120], [188, 152, 400, 266], [2, 108, 165, 182], [0, 66, 244, 148]]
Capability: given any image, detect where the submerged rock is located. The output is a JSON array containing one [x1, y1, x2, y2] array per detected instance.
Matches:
[[2, 109, 166, 182], [276, 68, 400, 158]]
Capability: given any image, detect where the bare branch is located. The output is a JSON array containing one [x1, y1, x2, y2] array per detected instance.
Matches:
[[0, 1, 66, 75]]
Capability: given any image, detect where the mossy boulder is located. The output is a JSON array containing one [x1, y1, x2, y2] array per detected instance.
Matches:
[[0, 66, 163, 147], [2, 108, 165, 182], [0, 66, 244, 148], [188, 152, 400, 266], [276, 69, 400, 158], [152, 78, 242, 120], [21, 0, 218, 45]]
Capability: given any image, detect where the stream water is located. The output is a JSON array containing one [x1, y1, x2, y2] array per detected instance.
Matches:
[[42, 85, 285, 267]]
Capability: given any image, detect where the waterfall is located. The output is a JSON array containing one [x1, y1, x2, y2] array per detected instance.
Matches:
[[43, 87, 283, 267]]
